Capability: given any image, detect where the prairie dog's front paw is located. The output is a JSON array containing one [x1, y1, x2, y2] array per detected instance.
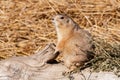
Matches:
[[53, 50, 60, 55]]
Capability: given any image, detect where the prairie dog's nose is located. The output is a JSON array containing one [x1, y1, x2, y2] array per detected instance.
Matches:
[[51, 17, 54, 21]]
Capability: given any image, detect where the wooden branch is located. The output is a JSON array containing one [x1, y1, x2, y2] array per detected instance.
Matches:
[[0, 43, 119, 80]]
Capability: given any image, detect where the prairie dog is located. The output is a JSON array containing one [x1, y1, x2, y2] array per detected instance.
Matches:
[[52, 14, 94, 71]]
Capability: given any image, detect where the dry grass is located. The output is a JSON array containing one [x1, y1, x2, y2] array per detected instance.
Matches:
[[0, 0, 120, 75]]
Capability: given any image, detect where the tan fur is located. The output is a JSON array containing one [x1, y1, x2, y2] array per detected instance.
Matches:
[[52, 14, 94, 71]]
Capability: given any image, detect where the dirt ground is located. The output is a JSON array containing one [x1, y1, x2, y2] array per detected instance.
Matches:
[[0, 0, 120, 76]]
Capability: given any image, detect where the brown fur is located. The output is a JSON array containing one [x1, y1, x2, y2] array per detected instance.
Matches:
[[52, 14, 94, 71]]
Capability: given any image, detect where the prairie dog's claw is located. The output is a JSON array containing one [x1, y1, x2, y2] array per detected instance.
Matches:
[[62, 70, 73, 76], [53, 51, 60, 55]]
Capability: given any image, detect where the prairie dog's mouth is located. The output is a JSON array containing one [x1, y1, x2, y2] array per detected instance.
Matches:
[[51, 19, 56, 25]]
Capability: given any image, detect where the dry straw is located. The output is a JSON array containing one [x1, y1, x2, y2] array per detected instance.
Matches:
[[0, 0, 119, 76]]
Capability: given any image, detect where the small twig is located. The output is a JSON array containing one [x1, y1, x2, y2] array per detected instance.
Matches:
[[80, 71, 87, 80], [45, 0, 58, 14]]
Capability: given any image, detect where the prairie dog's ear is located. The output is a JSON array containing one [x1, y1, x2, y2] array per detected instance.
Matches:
[[73, 23, 81, 31], [67, 18, 73, 24], [66, 19, 69, 23]]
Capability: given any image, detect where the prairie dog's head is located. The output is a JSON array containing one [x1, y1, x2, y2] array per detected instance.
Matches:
[[52, 14, 75, 29], [52, 14, 80, 40]]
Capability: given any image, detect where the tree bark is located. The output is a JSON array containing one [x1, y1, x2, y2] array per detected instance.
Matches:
[[0, 43, 119, 80]]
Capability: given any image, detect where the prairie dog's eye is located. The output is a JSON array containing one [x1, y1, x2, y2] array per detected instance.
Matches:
[[60, 16, 64, 19]]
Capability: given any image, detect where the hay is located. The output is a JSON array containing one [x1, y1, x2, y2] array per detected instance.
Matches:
[[0, 0, 119, 76]]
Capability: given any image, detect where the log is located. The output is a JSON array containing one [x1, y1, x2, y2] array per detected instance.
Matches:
[[0, 43, 119, 80]]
